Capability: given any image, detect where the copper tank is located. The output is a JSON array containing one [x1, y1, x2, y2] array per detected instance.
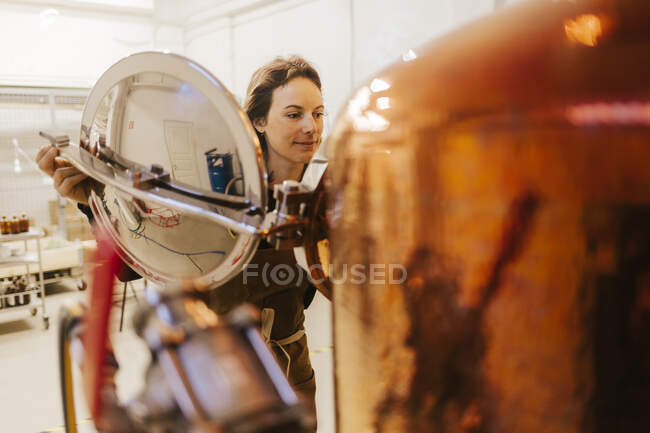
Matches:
[[328, 0, 650, 432]]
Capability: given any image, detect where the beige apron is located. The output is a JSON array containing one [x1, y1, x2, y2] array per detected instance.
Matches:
[[207, 248, 317, 421]]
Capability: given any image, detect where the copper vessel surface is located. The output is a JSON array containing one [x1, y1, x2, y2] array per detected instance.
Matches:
[[328, 1, 650, 432]]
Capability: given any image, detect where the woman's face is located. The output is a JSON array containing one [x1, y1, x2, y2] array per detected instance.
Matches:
[[255, 77, 324, 164]]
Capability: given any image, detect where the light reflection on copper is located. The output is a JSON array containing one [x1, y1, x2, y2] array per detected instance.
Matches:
[[346, 84, 392, 132], [566, 102, 650, 126], [182, 279, 212, 293], [347, 86, 371, 118], [376, 97, 391, 110], [564, 14, 602, 46], [156, 322, 186, 345], [402, 49, 417, 62], [354, 111, 390, 132], [184, 297, 219, 329], [370, 78, 391, 93]]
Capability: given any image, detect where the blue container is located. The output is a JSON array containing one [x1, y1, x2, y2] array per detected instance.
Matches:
[[205, 150, 234, 193]]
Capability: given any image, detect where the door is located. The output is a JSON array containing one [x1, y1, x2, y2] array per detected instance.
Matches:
[[163, 120, 201, 187]]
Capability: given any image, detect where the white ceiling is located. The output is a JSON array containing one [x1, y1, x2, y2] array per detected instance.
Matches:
[[5, 0, 154, 14], [2, 0, 292, 26]]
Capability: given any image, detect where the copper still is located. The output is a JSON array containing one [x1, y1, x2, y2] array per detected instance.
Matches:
[[328, 0, 650, 432]]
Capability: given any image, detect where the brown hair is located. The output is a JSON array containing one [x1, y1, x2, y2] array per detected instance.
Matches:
[[244, 55, 322, 153]]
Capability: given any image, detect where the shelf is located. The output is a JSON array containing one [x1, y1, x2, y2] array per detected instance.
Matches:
[[0, 227, 47, 330], [42, 272, 81, 286], [0, 228, 45, 242], [0, 286, 42, 300], [0, 298, 42, 314], [0, 252, 38, 268]]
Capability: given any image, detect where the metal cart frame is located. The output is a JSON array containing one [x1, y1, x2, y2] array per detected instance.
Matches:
[[0, 228, 49, 329]]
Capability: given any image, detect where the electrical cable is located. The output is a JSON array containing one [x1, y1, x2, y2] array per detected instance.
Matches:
[[113, 199, 143, 238], [186, 255, 204, 273]]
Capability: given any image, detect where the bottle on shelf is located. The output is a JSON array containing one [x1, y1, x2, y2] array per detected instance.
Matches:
[[19, 213, 29, 233], [0, 216, 9, 235], [9, 216, 20, 235]]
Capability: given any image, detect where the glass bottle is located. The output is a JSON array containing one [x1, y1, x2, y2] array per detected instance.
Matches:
[[19, 213, 29, 233], [9, 216, 20, 234], [0, 216, 8, 235]]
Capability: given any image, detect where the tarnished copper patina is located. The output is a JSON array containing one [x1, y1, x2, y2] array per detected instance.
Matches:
[[328, 0, 650, 432]]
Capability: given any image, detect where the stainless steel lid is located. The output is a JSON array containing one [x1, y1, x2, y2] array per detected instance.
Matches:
[[74, 52, 267, 288]]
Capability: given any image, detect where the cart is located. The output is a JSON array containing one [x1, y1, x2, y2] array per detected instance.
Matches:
[[0, 228, 49, 329]]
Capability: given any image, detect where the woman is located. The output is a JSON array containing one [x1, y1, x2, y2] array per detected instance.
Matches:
[[36, 55, 325, 424], [208, 55, 324, 423]]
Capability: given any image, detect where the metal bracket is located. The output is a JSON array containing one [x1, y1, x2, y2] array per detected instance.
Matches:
[[263, 181, 313, 249], [39, 130, 70, 147]]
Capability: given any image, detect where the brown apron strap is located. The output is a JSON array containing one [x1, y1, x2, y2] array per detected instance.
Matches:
[[260, 306, 305, 377]]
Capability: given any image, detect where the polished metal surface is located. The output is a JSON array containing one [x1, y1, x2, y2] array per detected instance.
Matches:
[[74, 52, 266, 287], [328, 0, 650, 432]]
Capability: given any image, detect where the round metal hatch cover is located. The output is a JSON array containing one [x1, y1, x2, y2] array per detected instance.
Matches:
[[80, 52, 266, 288]]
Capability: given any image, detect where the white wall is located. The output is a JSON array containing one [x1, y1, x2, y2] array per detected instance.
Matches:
[[0, 1, 183, 87], [185, 19, 233, 95], [184, 0, 499, 129], [352, 0, 495, 86], [232, 0, 351, 133]]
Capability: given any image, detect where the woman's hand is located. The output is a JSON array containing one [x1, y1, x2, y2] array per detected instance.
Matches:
[[36, 144, 90, 205]]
